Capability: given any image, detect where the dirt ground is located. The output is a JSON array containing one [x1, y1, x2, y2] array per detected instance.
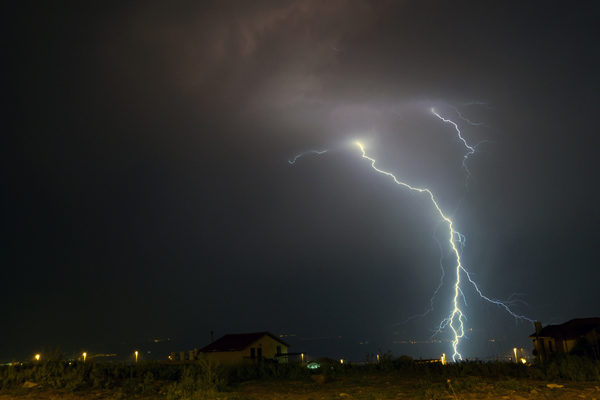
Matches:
[[1, 376, 599, 400], [236, 377, 600, 400]]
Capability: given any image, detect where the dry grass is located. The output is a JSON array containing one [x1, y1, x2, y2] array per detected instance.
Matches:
[[2, 357, 599, 399], [2, 375, 599, 400]]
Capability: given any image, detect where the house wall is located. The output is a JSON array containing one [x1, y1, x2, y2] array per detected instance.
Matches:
[[200, 335, 288, 365], [248, 335, 288, 361], [201, 350, 248, 364], [532, 324, 600, 362], [535, 338, 545, 361], [532, 337, 559, 362], [587, 330, 600, 358], [533, 335, 594, 362], [563, 339, 576, 353]]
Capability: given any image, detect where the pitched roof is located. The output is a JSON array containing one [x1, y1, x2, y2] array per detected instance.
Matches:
[[529, 318, 600, 339], [199, 332, 289, 353]]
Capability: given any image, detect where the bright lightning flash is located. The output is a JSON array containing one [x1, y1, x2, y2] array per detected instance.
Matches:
[[355, 141, 465, 360], [355, 141, 531, 361]]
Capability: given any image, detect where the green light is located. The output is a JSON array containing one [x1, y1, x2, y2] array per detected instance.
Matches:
[[306, 361, 320, 369]]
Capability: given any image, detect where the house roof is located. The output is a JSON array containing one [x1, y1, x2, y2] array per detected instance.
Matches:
[[529, 318, 600, 339], [199, 332, 289, 353]]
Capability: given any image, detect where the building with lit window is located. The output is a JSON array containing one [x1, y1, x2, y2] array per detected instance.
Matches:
[[529, 318, 600, 362], [198, 332, 289, 364]]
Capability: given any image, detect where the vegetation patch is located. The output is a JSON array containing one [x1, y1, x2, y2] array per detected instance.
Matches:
[[0, 354, 598, 399]]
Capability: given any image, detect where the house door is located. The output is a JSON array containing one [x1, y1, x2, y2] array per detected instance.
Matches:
[[257, 347, 262, 359]]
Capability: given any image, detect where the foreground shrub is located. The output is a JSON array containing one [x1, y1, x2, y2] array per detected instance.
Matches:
[[164, 360, 225, 400], [542, 354, 600, 381], [1, 353, 598, 396]]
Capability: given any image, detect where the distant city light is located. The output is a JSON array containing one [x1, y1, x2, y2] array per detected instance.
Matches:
[[34, 354, 40, 361], [440, 353, 447, 365], [82, 352, 87, 362], [134, 350, 139, 363]]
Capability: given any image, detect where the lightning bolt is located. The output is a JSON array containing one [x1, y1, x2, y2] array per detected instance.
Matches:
[[355, 141, 466, 360], [402, 109, 473, 322], [290, 106, 530, 360], [429, 109, 530, 320], [355, 141, 532, 361], [288, 150, 328, 165], [449, 105, 486, 127], [431, 108, 476, 182]]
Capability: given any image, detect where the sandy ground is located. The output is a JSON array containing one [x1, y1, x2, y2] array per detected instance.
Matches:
[[237, 379, 600, 400]]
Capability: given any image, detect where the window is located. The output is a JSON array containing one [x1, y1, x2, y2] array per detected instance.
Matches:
[[548, 341, 553, 352], [250, 348, 255, 359], [257, 347, 262, 359], [276, 346, 282, 355]]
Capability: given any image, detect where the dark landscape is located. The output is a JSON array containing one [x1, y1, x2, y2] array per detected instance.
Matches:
[[2, 355, 600, 399], [4, 1, 599, 399]]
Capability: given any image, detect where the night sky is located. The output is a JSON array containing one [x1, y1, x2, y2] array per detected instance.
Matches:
[[4, 1, 599, 362]]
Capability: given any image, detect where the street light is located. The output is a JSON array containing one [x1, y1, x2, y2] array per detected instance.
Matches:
[[82, 352, 87, 362], [134, 350, 139, 363], [513, 347, 518, 363], [34, 354, 40, 362]]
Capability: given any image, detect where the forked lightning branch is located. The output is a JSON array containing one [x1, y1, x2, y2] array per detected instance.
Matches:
[[290, 107, 532, 361]]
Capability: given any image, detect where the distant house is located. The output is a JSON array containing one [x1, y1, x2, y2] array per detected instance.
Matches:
[[198, 332, 289, 364], [529, 318, 600, 362]]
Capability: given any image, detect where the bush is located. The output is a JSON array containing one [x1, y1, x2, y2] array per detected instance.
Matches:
[[1, 352, 598, 397], [164, 361, 225, 400], [541, 354, 600, 381]]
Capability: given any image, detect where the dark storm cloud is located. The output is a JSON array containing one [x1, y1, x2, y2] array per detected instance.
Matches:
[[97, 1, 375, 105], [3, 1, 599, 361]]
